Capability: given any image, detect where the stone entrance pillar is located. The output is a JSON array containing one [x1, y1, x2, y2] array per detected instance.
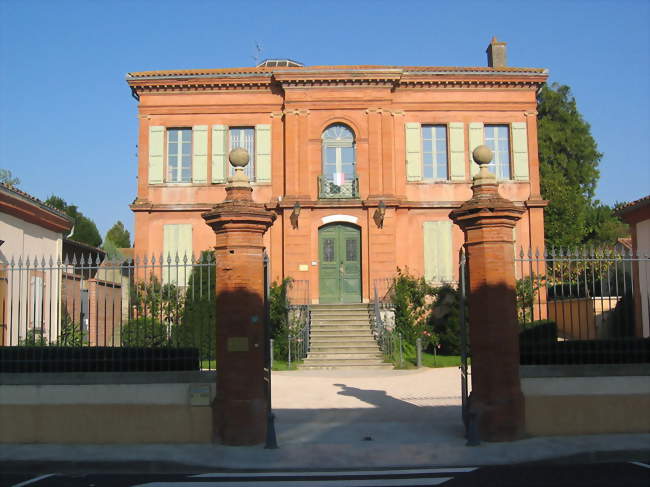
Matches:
[[450, 146, 526, 442], [202, 148, 276, 445]]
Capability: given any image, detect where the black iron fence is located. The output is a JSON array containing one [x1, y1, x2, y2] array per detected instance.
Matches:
[[515, 247, 650, 365], [0, 253, 216, 372]]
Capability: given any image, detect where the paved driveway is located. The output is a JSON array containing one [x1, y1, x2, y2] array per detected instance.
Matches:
[[272, 367, 465, 444]]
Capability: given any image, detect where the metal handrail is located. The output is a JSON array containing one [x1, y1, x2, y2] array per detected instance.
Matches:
[[318, 175, 359, 199]]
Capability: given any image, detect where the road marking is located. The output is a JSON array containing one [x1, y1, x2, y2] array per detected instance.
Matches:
[[629, 461, 650, 469], [133, 479, 453, 487], [192, 467, 477, 478], [11, 474, 55, 487]]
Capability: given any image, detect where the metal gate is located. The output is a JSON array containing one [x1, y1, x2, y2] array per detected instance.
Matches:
[[458, 249, 476, 444]]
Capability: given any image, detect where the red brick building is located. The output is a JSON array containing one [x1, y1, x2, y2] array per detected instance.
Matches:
[[127, 39, 547, 304]]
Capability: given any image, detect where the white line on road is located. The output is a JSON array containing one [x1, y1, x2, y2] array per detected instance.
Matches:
[[133, 479, 453, 487], [192, 467, 477, 478], [629, 461, 650, 469], [11, 474, 55, 487]]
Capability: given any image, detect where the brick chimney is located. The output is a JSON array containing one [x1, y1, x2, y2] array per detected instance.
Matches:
[[486, 37, 507, 68]]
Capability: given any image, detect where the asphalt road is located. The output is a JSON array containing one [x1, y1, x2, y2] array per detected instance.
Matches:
[[2, 463, 649, 487]]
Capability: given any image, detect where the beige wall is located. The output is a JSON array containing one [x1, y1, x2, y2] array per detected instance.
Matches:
[[0, 381, 215, 443], [636, 219, 650, 336], [522, 375, 650, 436], [0, 212, 65, 344]]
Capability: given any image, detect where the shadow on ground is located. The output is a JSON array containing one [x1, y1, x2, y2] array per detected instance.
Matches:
[[274, 383, 465, 445]]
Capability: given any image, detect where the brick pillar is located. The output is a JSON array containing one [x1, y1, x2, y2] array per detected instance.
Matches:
[[202, 148, 276, 445], [450, 146, 526, 442]]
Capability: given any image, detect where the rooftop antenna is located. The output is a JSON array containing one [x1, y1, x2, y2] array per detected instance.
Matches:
[[253, 41, 263, 66]]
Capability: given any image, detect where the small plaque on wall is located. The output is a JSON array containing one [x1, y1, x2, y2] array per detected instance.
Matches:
[[227, 337, 249, 352]]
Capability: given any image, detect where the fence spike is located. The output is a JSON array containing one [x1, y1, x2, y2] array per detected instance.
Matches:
[[41, 256, 46, 267], [144, 254, 149, 265], [25, 256, 30, 267], [94, 253, 101, 266], [535, 247, 540, 258], [48, 256, 54, 266], [543, 248, 549, 259], [134, 255, 140, 266], [11, 256, 16, 267]]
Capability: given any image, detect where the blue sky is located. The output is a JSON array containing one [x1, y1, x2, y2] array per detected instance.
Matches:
[[1, 0, 648, 239]]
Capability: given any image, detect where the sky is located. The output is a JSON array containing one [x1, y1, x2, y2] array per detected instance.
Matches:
[[0, 0, 648, 240]]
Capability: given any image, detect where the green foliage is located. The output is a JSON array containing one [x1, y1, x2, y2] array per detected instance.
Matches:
[[45, 195, 102, 247], [0, 169, 20, 187], [175, 251, 216, 360], [120, 317, 169, 347], [429, 284, 464, 355], [19, 328, 47, 346], [537, 84, 629, 248], [269, 278, 292, 360], [515, 275, 545, 322], [104, 221, 131, 248], [56, 308, 87, 346], [391, 269, 436, 346], [131, 274, 183, 324]]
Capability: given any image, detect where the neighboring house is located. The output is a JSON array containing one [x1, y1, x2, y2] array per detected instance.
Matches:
[[618, 195, 650, 337], [0, 183, 73, 345], [61, 239, 130, 346], [127, 38, 548, 304]]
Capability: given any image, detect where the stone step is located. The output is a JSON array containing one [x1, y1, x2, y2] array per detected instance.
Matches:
[[311, 318, 371, 325], [310, 345, 380, 352], [311, 326, 372, 333], [298, 363, 394, 370], [310, 304, 371, 310], [310, 336, 377, 343], [310, 309, 371, 316], [301, 358, 389, 366], [306, 353, 384, 360]]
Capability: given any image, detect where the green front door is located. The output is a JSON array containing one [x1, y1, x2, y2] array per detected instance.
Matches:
[[319, 224, 361, 303]]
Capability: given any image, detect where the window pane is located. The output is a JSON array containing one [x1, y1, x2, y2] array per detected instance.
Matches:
[[423, 139, 433, 153], [423, 164, 434, 180], [169, 142, 178, 155], [181, 142, 191, 155], [345, 239, 357, 261], [181, 129, 192, 142], [168, 131, 178, 142], [341, 146, 354, 164], [323, 239, 335, 262], [325, 147, 336, 164]]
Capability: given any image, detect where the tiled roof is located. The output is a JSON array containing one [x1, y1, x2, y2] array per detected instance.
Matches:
[[0, 182, 72, 222], [126, 65, 547, 79], [616, 195, 650, 215]]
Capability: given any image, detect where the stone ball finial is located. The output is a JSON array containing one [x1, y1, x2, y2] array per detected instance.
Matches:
[[472, 145, 493, 166], [229, 148, 249, 168]]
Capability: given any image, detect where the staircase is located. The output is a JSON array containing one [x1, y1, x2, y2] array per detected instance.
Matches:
[[299, 303, 393, 370]]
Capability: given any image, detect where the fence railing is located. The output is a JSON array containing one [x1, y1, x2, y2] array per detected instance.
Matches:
[[286, 280, 310, 368], [0, 253, 216, 372], [515, 247, 650, 365], [371, 278, 399, 364]]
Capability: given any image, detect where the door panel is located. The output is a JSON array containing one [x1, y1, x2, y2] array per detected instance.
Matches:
[[319, 224, 361, 303]]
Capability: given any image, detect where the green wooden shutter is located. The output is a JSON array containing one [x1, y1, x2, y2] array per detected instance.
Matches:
[[448, 122, 465, 181], [423, 221, 453, 283], [192, 125, 208, 183], [511, 122, 529, 181], [405, 122, 422, 181], [148, 126, 165, 184], [255, 124, 271, 183], [468, 122, 484, 177], [211, 125, 228, 183]]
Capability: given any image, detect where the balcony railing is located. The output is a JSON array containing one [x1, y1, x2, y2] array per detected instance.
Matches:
[[318, 175, 359, 199]]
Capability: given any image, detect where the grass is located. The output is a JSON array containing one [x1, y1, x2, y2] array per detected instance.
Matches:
[[394, 352, 469, 369], [271, 359, 301, 371]]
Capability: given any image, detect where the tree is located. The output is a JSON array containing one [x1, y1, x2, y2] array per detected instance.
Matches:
[[104, 221, 131, 248], [0, 169, 20, 187], [45, 195, 102, 247], [537, 83, 602, 248]]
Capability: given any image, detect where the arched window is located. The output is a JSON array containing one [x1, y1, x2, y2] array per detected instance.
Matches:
[[320, 124, 357, 198]]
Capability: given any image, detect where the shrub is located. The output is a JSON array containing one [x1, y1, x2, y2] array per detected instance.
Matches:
[[391, 269, 436, 346], [269, 278, 292, 360], [429, 284, 464, 355], [120, 317, 169, 347]]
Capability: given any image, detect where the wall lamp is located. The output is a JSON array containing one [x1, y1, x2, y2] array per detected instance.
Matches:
[[290, 201, 301, 229], [373, 201, 386, 229]]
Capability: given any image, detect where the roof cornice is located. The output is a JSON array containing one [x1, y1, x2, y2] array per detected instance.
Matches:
[[126, 65, 548, 96], [0, 185, 73, 234]]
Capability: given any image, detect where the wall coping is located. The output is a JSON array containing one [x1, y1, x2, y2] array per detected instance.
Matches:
[[521, 364, 650, 378], [0, 371, 216, 386]]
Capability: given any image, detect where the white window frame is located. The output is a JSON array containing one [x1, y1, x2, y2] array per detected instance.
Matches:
[[421, 124, 449, 180], [229, 127, 255, 181], [166, 128, 192, 183], [484, 124, 512, 180]]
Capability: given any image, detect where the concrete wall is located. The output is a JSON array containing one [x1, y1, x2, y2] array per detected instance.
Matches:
[[521, 365, 650, 436], [0, 372, 215, 443]]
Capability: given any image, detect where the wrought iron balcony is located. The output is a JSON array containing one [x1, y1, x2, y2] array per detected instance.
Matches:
[[318, 175, 359, 199]]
